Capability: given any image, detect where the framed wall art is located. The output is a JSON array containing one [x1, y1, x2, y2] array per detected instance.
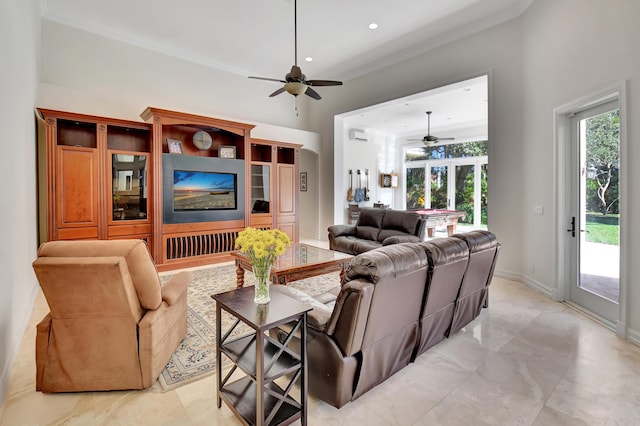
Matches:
[[300, 172, 307, 191], [167, 138, 183, 154]]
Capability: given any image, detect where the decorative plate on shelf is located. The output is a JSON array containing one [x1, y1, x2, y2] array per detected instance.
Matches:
[[193, 131, 212, 150]]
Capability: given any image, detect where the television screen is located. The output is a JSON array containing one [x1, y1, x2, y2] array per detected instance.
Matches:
[[173, 170, 237, 211]]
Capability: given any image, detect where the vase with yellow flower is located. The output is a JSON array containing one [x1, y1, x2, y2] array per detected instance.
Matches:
[[235, 227, 290, 304]]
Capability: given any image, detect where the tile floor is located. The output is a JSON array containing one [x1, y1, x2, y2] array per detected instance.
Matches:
[[2, 249, 640, 425]]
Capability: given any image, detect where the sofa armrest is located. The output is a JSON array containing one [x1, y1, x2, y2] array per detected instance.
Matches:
[[270, 286, 334, 331], [161, 271, 193, 306], [328, 224, 357, 238], [382, 235, 421, 246], [325, 279, 374, 356]]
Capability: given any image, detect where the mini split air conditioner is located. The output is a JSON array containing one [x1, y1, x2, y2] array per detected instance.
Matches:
[[349, 130, 369, 142]]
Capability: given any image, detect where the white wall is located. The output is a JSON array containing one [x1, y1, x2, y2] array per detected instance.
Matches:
[[298, 149, 319, 239], [0, 0, 41, 412], [310, 17, 526, 275], [518, 0, 640, 336], [337, 129, 397, 223]]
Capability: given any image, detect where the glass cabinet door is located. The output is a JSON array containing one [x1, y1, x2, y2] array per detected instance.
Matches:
[[251, 164, 271, 214], [112, 154, 148, 220]]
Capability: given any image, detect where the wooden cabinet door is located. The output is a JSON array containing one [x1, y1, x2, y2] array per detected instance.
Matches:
[[56, 146, 99, 236], [277, 164, 295, 215], [277, 164, 297, 241]]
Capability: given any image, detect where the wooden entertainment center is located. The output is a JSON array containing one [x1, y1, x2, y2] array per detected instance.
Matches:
[[37, 107, 301, 271]]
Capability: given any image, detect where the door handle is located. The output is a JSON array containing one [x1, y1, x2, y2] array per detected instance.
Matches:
[[567, 216, 575, 237]]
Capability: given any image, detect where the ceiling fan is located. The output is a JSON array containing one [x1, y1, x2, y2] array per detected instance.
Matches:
[[248, 0, 342, 100], [408, 111, 455, 145]]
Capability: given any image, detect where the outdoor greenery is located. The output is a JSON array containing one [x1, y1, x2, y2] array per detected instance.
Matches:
[[585, 222, 619, 245], [405, 141, 487, 225], [406, 140, 488, 161], [586, 110, 619, 215], [582, 109, 620, 246]]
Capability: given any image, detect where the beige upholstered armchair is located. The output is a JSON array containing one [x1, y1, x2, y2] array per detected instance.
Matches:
[[32, 239, 192, 393]]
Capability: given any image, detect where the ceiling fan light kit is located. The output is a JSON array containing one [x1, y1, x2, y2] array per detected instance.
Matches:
[[248, 0, 342, 101]]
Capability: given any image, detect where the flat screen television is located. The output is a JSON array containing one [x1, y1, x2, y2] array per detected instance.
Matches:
[[173, 170, 237, 211]]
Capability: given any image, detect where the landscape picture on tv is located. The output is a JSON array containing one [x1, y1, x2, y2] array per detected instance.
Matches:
[[173, 170, 237, 211]]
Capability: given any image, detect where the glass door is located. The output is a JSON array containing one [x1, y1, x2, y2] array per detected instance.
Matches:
[[429, 165, 449, 209], [111, 153, 148, 221], [569, 100, 620, 322], [406, 167, 426, 209]]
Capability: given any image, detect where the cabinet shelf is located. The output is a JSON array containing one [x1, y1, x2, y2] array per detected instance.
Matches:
[[220, 334, 301, 382], [220, 377, 300, 426], [213, 286, 310, 425]]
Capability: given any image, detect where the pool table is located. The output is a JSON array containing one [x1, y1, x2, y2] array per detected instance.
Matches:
[[411, 209, 467, 238]]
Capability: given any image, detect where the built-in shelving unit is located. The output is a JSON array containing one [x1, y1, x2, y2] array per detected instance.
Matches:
[[38, 109, 154, 251], [37, 107, 302, 271]]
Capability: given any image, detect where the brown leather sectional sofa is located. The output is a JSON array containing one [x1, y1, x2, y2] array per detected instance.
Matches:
[[272, 230, 500, 408], [328, 207, 427, 255]]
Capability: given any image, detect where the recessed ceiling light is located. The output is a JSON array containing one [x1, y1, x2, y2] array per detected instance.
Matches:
[[369, 23, 378, 30], [305, 57, 313, 62], [463, 88, 471, 92]]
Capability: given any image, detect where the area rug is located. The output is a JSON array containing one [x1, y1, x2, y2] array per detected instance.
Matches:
[[153, 263, 341, 392]]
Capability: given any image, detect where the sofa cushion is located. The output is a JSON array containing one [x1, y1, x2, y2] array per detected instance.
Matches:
[[36, 240, 162, 310], [419, 237, 469, 266], [346, 243, 429, 284], [351, 239, 383, 254], [453, 230, 498, 252], [382, 235, 421, 246], [377, 210, 422, 241], [355, 208, 385, 241], [355, 226, 381, 241], [357, 208, 386, 228]]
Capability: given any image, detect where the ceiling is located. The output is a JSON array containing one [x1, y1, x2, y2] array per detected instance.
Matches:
[[41, 0, 533, 137]]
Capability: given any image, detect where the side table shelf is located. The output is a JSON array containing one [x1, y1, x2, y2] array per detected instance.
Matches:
[[212, 286, 311, 426]]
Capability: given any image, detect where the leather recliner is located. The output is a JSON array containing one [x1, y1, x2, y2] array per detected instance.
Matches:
[[32, 239, 193, 393], [272, 242, 429, 408], [448, 230, 501, 336], [272, 231, 499, 408]]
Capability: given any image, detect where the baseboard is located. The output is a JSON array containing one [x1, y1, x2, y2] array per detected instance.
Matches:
[[495, 269, 640, 349], [627, 327, 640, 346], [494, 268, 554, 298]]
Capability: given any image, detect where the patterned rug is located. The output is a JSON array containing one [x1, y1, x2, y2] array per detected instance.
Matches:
[[153, 263, 341, 392]]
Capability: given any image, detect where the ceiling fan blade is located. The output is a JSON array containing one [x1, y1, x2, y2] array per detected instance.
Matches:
[[437, 137, 456, 141], [304, 87, 322, 100], [249, 76, 287, 83], [407, 138, 424, 141], [269, 87, 286, 97], [306, 79, 343, 87]]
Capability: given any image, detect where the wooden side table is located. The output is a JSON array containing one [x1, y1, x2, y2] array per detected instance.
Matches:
[[212, 286, 311, 425]]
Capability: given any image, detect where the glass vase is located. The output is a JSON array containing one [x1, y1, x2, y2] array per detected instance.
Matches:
[[253, 264, 272, 304]]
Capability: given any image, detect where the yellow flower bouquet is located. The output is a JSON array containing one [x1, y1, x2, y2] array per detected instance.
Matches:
[[235, 227, 290, 304]]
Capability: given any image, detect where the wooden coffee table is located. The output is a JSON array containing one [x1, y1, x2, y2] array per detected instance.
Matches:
[[231, 243, 353, 288]]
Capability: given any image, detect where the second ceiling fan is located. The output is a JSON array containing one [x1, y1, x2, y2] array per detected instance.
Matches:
[[408, 111, 455, 145], [249, 0, 342, 100]]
